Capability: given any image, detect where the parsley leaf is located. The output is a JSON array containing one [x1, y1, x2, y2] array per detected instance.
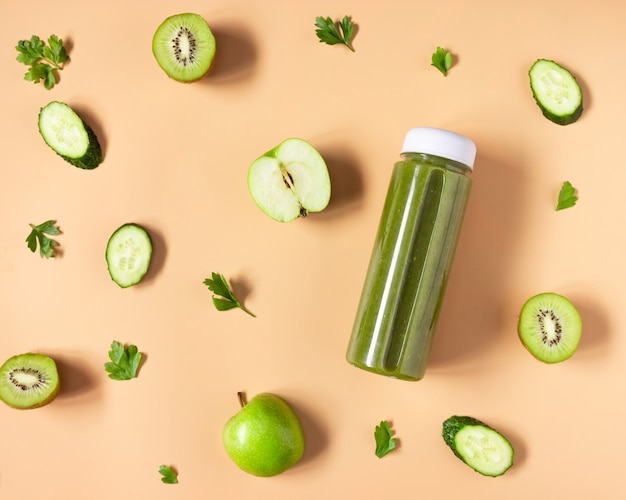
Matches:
[[45, 35, 68, 64], [374, 420, 398, 458], [159, 465, 178, 484], [431, 46, 452, 76], [315, 16, 356, 52], [556, 181, 578, 211], [26, 220, 61, 258], [104, 341, 143, 380], [203, 272, 255, 317], [16, 34, 69, 89]]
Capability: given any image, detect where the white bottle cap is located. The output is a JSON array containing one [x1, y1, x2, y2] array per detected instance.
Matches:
[[401, 127, 476, 170]]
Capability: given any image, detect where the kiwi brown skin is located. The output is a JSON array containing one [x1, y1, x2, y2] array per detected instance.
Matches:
[[517, 292, 582, 364], [0, 353, 60, 409]]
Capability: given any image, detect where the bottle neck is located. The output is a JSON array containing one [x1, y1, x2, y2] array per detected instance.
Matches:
[[401, 152, 472, 175]]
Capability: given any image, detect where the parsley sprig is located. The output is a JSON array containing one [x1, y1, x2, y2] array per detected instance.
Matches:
[[16, 35, 69, 89], [556, 181, 578, 211], [159, 465, 179, 484], [374, 420, 398, 458], [104, 341, 143, 381], [26, 220, 61, 258], [315, 16, 356, 52], [204, 272, 255, 317], [431, 46, 452, 76]]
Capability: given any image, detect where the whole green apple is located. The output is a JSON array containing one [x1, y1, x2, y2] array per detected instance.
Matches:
[[247, 137, 331, 222], [222, 392, 305, 477]]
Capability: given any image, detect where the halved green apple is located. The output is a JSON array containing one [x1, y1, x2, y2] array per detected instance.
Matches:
[[247, 138, 331, 222]]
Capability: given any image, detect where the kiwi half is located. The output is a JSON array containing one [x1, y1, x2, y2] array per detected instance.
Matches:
[[0, 353, 60, 409], [517, 292, 582, 363], [152, 13, 216, 82]]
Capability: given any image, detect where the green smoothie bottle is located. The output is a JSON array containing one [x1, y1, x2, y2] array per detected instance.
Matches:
[[346, 127, 475, 381]]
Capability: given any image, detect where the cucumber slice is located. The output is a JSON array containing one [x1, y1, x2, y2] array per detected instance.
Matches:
[[442, 415, 514, 477], [38, 101, 102, 169], [106, 223, 153, 288], [529, 59, 583, 125]]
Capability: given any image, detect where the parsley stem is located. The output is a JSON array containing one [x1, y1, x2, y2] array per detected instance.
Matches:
[[237, 301, 256, 318]]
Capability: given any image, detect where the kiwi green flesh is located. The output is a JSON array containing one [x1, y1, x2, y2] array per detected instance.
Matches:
[[0, 353, 60, 409], [152, 13, 216, 82], [518, 292, 582, 363]]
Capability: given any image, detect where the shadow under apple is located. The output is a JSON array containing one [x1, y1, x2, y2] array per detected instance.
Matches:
[[287, 397, 329, 470], [311, 145, 364, 221]]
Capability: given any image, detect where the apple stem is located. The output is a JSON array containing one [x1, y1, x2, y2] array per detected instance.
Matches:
[[237, 391, 247, 408]]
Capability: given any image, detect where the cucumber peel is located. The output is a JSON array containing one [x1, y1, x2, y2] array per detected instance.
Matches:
[[442, 415, 514, 477], [38, 101, 102, 169], [529, 59, 583, 125]]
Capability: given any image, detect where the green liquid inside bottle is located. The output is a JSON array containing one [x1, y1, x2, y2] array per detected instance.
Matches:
[[346, 128, 475, 381]]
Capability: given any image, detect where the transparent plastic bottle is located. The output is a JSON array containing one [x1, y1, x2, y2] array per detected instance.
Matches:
[[346, 127, 476, 381]]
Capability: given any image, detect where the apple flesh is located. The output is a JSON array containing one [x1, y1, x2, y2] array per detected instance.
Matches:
[[222, 392, 305, 477], [247, 138, 331, 222]]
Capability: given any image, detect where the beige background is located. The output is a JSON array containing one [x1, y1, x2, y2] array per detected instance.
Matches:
[[1, 0, 624, 498]]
